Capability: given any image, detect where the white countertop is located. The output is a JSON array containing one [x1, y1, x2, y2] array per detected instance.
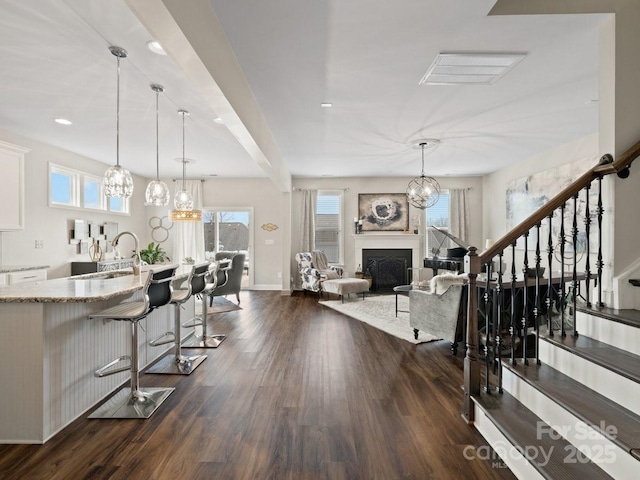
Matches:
[[0, 265, 49, 273], [0, 263, 195, 303]]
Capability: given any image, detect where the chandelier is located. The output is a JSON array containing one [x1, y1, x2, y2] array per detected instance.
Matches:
[[145, 84, 170, 206], [103, 46, 134, 199], [170, 110, 202, 221], [406, 141, 440, 209]]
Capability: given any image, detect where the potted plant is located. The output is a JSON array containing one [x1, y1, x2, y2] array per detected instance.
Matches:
[[138, 242, 169, 265]]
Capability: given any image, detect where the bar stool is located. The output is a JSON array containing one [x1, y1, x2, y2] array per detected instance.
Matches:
[[88, 264, 177, 419], [146, 261, 210, 375], [182, 260, 230, 348]]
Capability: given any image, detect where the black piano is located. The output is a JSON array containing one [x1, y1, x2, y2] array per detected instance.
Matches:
[[424, 226, 469, 275]]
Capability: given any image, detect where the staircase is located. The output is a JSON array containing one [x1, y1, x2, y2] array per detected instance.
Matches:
[[473, 306, 640, 479], [461, 141, 640, 479]]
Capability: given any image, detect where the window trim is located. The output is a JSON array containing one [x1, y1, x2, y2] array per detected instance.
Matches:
[[49, 163, 80, 208]]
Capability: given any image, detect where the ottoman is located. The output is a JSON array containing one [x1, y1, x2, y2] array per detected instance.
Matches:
[[322, 278, 369, 302]]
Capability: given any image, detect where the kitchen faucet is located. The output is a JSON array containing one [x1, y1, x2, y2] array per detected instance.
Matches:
[[112, 231, 141, 275]]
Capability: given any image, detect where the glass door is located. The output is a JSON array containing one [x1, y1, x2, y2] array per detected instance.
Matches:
[[203, 208, 252, 288]]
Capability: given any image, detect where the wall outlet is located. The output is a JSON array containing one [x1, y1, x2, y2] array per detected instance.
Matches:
[[277, 271, 282, 279], [265, 239, 275, 245], [35, 240, 44, 249]]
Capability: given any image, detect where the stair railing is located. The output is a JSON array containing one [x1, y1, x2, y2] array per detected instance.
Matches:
[[463, 139, 640, 423]]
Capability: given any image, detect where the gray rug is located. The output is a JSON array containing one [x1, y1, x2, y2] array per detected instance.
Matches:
[[319, 294, 439, 344]]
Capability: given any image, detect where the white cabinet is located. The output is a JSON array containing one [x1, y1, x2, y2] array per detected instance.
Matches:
[[0, 140, 29, 231], [7, 269, 47, 285]]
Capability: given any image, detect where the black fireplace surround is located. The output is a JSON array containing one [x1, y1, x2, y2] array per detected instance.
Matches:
[[362, 248, 412, 291]]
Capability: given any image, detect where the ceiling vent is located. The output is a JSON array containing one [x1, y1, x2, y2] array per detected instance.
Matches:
[[419, 53, 526, 85]]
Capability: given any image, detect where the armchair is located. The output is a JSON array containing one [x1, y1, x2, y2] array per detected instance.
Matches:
[[409, 273, 467, 354], [208, 251, 245, 305], [295, 250, 343, 293]]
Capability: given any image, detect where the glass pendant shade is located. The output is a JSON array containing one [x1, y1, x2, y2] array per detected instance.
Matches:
[[169, 109, 202, 221], [145, 180, 170, 206], [144, 84, 170, 206], [104, 164, 134, 198], [104, 46, 134, 199], [406, 142, 440, 209]]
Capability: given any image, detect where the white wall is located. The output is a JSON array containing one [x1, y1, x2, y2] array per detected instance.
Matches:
[[0, 128, 152, 279], [481, 133, 599, 243], [291, 176, 483, 286]]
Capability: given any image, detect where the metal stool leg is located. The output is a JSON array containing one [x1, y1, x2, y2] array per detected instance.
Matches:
[[146, 303, 207, 374], [89, 320, 175, 419], [182, 291, 227, 348]]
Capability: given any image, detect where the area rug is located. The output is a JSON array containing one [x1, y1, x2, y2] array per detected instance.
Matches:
[[319, 294, 440, 344], [196, 297, 242, 315]]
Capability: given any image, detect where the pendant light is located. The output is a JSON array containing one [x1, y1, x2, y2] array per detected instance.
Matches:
[[144, 84, 170, 206], [170, 110, 202, 221], [406, 141, 440, 209], [103, 46, 134, 199]]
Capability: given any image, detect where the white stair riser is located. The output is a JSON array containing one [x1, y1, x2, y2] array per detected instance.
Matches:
[[576, 311, 640, 356], [539, 340, 640, 416], [503, 368, 635, 479], [472, 404, 545, 480]]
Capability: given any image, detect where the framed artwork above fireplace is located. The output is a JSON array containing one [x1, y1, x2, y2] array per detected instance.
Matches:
[[358, 193, 409, 232]]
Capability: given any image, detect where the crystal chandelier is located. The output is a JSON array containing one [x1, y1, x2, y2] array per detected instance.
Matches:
[[170, 110, 202, 221], [145, 84, 170, 206], [406, 141, 440, 209], [103, 46, 134, 199]]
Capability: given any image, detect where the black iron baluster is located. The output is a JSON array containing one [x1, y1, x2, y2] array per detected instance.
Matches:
[[522, 232, 529, 365], [560, 202, 567, 337], [572, 193, 579, 337], [510, 242, 517, 365], [535, 223, 542, 365], [597, 176, 604, 307], [496, 251, 504, 393], [584, 183, 592, 308], [484, 261, 492, 394], [546, 214, 554, 337]]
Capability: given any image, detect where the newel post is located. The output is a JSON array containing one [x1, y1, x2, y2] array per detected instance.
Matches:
[[463, 246, 481, 423]]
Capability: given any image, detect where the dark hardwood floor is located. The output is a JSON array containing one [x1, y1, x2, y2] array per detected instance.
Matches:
[[0, 291, 515, 480]]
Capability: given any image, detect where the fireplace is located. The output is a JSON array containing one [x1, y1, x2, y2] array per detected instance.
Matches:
[[362, 248, 412, 291]]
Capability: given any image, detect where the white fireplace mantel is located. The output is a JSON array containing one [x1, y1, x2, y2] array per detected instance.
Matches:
[[352, 233, 424, 273]]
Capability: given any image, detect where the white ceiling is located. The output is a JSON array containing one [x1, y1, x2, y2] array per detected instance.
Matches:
[[0, 0, 604, 184]]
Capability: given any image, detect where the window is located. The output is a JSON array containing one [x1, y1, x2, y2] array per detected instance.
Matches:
[[316, 190, 343, 265], [425, 191, 451, 256], [108, 196, 130, 214], [49, 163, 80, 207], [83, 174, 105, 210], [48, 162, 129, 214]]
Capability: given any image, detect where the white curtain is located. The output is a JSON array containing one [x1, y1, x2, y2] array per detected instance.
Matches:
[[300, 189, 317, 252], [172, 180, 205, 263], [449, 188, 470, 242]]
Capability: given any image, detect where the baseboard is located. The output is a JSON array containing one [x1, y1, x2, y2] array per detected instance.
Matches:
[[250, 284, 282, 291]]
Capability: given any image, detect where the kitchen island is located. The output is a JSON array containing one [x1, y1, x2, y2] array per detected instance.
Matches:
[[0, 265, 197, 444]]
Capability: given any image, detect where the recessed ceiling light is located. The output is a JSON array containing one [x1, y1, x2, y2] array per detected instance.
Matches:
[[209, 173, 218, 176], [173, 158, 197, 164], [213, 117, 224, 124], [54, 118, 72, 125], [321, 103, 333, 108], [420, 53, 526, 85], [585, 99, 599, 105], [147, 40, 166, 55]]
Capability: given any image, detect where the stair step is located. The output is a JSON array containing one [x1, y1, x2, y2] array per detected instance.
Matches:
[[576, 304, 640, 329], [540, 329, 640, 385], [504, 362, 640, 456], [473, 391, 612, 479]]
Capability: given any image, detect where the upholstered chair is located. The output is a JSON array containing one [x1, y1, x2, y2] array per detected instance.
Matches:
[[295, 250, 343, 293], [208, 251, 246, 305]]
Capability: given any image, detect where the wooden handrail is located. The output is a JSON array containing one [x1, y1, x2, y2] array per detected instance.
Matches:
[[479, 139, 640, 264]]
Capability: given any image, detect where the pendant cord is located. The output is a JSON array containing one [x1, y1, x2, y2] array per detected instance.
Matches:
[[182, 113, 186, 191], [420, 143, 425, 176], [155, 90, 160, 181], [116, 55, 121, 167]]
